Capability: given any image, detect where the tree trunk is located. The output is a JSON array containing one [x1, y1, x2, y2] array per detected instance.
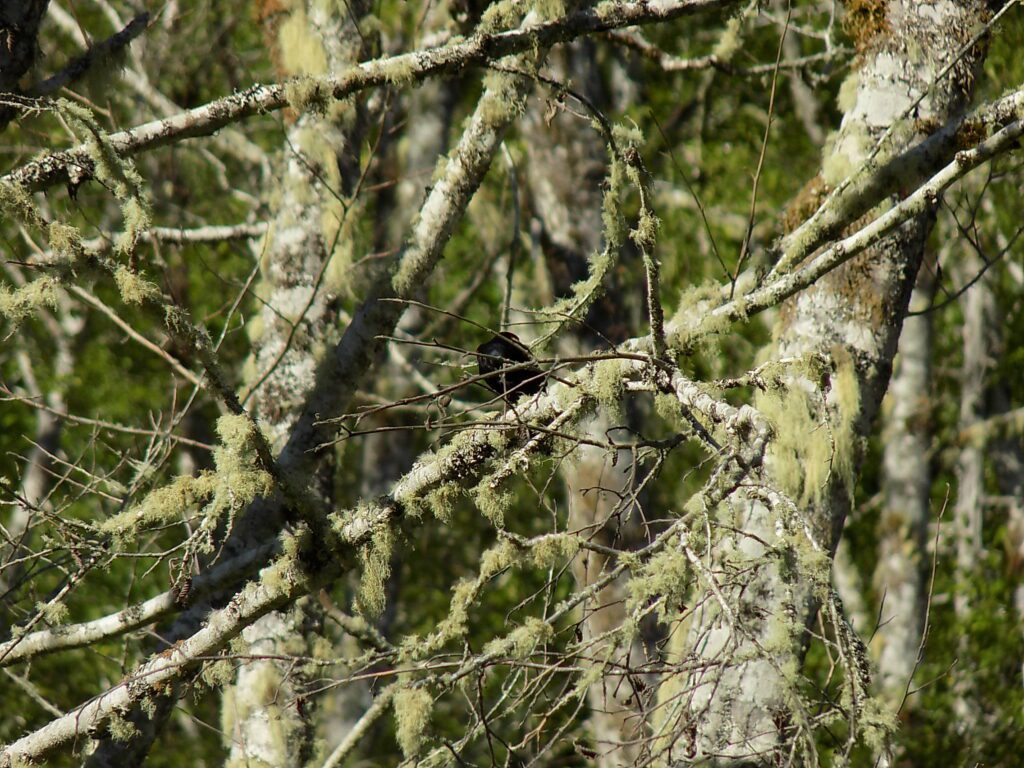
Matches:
[[872, 266, 934, 708], [665, 2, 988, 762]]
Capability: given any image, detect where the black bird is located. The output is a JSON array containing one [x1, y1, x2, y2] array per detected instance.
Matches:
[[475, 332, 544, 403]]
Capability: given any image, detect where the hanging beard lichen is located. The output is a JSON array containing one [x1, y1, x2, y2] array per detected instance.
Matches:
[[393, 685, 433, 758], [355, 522, 395, 617], [755, 350, 860, 506]]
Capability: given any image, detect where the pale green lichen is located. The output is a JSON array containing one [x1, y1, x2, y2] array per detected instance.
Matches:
[[828, 346, 861, 496], [611, 122, 643, 147], [383, 58, 417, 88], [100, 474, 217, 542], [763, 610, 799, 656], [572, 661, 606, 698], [473, 481, 513, 527], [401, 538, 524, 660], [245, 313, 266, 345], [756, 351, 860, 506], [434, 579, 474, 640], [668, 312, 733, 354], [601, 154, 629, 250], [239, 662, 282, 714], [220, 686, 237, 742], [102, 414, 273, 544], [424, 482, 462, 523], [485, 617, 553, 659], [36, 600, 69, 625], [283, 76, 332, 115], [532, 0, 565, 21], [712, 15, 744, 59], [391, 243, 427, 299], [822, 122, 873, 186], [118, 197, 151, 254], [654, 392, 687, 431], [356, 522, 394, 617], [393, 686, 433, 758], [261, 551, 303, 596], [0, 180, 44, 228], [631, 206, 661, 253], [593, 1, 620, 21], [669, 280, 724, 327], [531, 128, 639, 336], [0, 277, 59, 327], [107, 713, 140, 742], [626, 548, 691, 621], [593, 360, 630, 407], [478, 72, 526, 124], [48, 222, 83, 258], [478, 0, 521, 32], [860, 697, 898, 752], [114, 266, 161, 305], [531, 533, 579, 568], [794, 538, 832, 596], [140, 696, 158, 719], [758, 382, 828, 505], [836, 70, 861, 113], [310, 634, 334, 661], [590, 358, 627, 415], [200, 658, 236, 688], [58, 99, 151, 244], [479, 539, 519, 578], [211, 414, 275, 511], [279, 9, 328, 75]]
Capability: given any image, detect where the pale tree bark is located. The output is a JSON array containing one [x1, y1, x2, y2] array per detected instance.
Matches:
[[657, 2, 989, 763], [1, 3, 843, 765], [522, 43, 649, 764], [950, 247, 997, 733], [83, 2, 372, 764], [986, 260, 1024, 671], [872, 264, 935, 708], [565, 418, 647, 765], [225, 1, 371, 764]]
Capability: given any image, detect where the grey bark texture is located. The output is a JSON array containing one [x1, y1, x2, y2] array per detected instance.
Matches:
[[873, 267, 934, 708], [523, 41, 649, 765], [951, 248, 996, 732], [666, 2, 989, 762], [225, 0, 370, 758]]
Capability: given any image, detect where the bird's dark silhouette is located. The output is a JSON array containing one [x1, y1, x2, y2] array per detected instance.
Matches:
[[475, 332, 544, 403]]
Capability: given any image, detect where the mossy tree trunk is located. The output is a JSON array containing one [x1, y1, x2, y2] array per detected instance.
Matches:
[[662, 1, 989, 762], [224, 1, 372, 764]]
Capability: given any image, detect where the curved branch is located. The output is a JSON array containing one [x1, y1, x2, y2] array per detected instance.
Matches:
[[2, 0, 734, 193]]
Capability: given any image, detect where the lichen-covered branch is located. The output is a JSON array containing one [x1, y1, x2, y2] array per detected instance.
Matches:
[[3, 0, 735, 194]]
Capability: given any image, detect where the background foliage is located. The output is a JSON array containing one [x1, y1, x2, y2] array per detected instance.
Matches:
[[1, 1, 1022, 765]]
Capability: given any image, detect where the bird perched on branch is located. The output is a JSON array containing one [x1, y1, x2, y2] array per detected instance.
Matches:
[[475, 332, 544, 403]]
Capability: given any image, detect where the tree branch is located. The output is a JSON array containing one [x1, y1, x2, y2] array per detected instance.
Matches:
[[2, 0, 735, 193]]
